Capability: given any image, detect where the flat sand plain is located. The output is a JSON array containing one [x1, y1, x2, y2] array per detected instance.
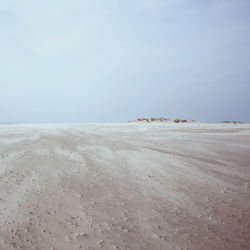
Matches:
[[0, 122, 250, 250]]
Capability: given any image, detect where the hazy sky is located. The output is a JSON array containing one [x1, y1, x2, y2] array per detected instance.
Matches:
[[1, 0, 250, 123]]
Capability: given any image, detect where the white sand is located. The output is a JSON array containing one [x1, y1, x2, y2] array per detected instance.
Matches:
[[0, 122, 250, 250]]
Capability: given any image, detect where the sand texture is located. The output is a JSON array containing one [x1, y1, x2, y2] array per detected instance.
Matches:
[[0, 122, 250, 250]]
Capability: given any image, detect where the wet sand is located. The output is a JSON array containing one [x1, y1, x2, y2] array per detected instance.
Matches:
[[0, 122, 250, 250]]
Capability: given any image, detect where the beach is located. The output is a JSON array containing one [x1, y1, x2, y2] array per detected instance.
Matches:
[[0, 122, 250, 250]]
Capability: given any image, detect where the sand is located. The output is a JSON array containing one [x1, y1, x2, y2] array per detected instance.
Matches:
[[0, 122, 250, 250]]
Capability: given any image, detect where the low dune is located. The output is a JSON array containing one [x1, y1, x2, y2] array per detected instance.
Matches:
[[0, 122, 250, 250]]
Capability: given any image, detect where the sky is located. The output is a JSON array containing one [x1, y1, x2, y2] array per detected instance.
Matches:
[[0, 0, 250, 123]]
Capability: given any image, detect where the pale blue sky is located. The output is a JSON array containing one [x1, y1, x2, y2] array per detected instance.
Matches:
[[1, 0, 250, 123]]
